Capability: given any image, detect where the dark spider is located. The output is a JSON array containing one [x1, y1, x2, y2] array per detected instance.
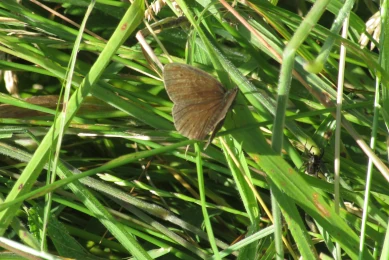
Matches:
[[305, 148, 324, 176]]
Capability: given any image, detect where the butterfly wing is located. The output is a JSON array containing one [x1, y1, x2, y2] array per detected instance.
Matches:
[[172, 87, 238, 140], [163, 63, 238, 140], [163, 63, 226, 104]]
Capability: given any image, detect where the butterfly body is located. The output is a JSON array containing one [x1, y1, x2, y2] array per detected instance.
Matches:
[[163, 63, 238, 142]]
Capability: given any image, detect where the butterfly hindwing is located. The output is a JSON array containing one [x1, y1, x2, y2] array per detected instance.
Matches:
[[173, 98, 225, 140]]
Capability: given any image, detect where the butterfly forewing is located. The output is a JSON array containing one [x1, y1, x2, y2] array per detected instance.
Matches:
[[163, 63, 238, 141], [164, 63, 226, 103]]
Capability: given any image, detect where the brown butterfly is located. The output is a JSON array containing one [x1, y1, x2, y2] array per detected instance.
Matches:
[[163, 63, 238, 147]]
